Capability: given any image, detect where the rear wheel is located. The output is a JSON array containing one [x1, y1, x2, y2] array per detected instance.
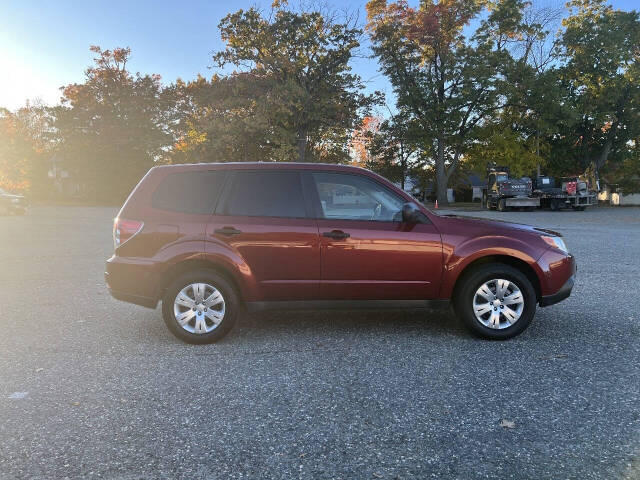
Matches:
[[454, 264, 537, 339], [162, 270, 238, 344]]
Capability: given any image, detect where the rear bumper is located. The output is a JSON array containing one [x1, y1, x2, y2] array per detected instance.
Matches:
[[539, 275, 574, 307], [105, 255, 160, 309], [107, 285, 158, 309]]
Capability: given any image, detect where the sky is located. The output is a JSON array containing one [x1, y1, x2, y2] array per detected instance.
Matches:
[[0, 0, 638, 111]]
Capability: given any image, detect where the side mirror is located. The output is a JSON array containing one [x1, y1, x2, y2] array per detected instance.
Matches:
[[402, 202, 425, 224]]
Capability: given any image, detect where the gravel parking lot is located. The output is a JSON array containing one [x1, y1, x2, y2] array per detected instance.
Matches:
[[0, 206, 638, 479]]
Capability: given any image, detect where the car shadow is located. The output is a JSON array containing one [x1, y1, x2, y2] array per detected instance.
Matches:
[[129, 303, 570, 348], [228, 306, 470, 343]]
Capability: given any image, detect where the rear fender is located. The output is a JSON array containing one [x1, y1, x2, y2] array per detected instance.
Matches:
[[203, 238, 259, 301]]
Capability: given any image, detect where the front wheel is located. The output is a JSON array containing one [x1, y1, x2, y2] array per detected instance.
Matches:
[[497, 198, 508, 212], [162, 270, 238, 344], [454, 264, 537, 339]]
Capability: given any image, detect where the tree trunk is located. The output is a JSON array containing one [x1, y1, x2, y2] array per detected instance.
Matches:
[[586, 120, 617, 171], [297, 129, 307, 162], [435, 135, 448, 206], [595, 137, 613, 170], [536, 129, 541, 177]]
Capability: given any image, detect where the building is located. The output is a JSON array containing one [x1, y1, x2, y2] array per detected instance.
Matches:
[[47, 156, 83, 197]]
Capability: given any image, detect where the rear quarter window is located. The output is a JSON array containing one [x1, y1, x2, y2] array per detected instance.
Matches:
[[151, 170, 226, 214]]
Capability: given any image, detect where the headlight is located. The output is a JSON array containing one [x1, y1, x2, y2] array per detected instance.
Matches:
[[542, 235, 568, 254]]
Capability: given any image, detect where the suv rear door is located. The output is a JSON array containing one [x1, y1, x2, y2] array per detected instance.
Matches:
[[307, 171, 443, 300], [206, 170, 320, 301]]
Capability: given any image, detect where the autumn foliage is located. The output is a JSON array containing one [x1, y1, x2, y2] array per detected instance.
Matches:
[[0, 0, 638, 202]]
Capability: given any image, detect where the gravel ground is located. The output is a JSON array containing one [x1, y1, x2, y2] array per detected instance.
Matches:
[[0, 206, 638, 479]]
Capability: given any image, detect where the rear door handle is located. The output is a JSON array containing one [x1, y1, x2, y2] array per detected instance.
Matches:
[[214, 226, 242, 236], [322, 230, 350, 240]]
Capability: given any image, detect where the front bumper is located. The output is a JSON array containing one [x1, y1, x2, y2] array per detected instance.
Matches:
[[505, 196, 540, 207], [539, 275, 574, 307]]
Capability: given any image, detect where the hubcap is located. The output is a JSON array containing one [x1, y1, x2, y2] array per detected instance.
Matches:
[[472, 278, 524, 329], [173, 283, 225, 334]]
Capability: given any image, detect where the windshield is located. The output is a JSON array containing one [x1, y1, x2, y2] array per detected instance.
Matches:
[[496, 174, 509, 181]]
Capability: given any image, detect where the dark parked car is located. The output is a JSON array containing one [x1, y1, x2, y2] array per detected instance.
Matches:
[[105, 163, 575, 343], [0, 188, 28, 215]]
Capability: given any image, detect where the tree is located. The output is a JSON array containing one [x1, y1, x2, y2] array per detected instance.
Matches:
[[211, 3, 377, 163], [0, 108, 32, 193], [0, 101, 52, 196], [350, 116, 381, 168], [465, 121, 546, 177], [558, 0, 640, 172], [485, 1, 564, 177], [367, 0, 536, 205], [170, 73, 276, 164], [363, 110, 422, 190], [53, 46, 174, 202]]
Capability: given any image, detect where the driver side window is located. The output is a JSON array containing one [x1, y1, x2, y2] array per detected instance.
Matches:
[[311, 172, 405, 221]]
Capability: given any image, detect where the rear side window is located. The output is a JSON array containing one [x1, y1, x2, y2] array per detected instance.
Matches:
[[220, 171, 306, 218], [151, 170, 226, 214]]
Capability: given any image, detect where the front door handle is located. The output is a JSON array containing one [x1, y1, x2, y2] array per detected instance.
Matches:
[[322, 230, 350, 240], [214, 226, 242, 236]]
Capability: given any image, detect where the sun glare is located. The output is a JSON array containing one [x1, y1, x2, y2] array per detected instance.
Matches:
[[0, 47, 60, 110]]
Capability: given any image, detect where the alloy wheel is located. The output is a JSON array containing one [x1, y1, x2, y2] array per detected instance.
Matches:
[[173, 283, 225, 334], [472, 278, 524, 329]]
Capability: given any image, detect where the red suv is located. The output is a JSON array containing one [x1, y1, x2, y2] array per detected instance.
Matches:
[[105, 163, 575, 343]]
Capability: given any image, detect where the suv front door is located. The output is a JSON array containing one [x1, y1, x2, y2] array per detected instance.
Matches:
[[205, 170, 320, 301], [307, 172, 443, 300]]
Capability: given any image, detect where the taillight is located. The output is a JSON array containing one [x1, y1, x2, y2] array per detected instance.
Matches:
[[113, 218, 143, 250]]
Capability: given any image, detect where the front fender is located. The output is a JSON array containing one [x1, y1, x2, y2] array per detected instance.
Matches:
[[439, 235, 545, 299]]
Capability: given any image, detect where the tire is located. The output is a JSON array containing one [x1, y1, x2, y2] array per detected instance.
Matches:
[[162, 269, 239, 344], [454, 264, 537, 340], [497, 198, 508, 212], [550, 199, 560, 211], [487, 196, 495, 210]]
